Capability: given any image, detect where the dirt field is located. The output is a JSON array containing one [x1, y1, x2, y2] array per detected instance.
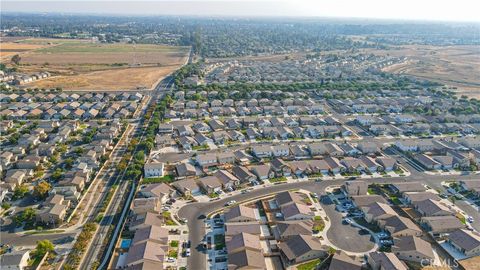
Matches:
[[0, 42, 50, 58], [0, 38, 190, 90], [30, 65, 180, 90], [373, 45, 480, 98]]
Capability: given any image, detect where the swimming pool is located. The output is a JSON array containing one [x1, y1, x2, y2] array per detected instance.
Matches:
[[120, 239, 132, 249]]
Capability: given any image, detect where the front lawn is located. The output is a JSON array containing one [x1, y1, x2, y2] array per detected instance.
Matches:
[[313, 216, 325, 232], [142, 175, 174, 184], [162, 211, 177, 226], [389, 195, 401, 205], [297, 259, 321, 270], [192, 144, 210, 151], [269, 177, 287, 183], [168, 249, 178, 258], [208, 193, 219, 198]]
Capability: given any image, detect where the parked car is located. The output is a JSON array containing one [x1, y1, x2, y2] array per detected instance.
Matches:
[[342, 217, 352, 224], [380, 240, 393, 246], [225, 200, 236, 206], [377, 232, 389, 238]]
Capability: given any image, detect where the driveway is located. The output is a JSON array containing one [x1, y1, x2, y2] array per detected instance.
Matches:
[[321, 196, 375, 253]]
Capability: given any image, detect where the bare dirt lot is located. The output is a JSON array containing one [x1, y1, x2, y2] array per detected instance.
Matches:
[[374, 45, 480, 98], [0, 42, 50, 58], [0, 38, 190, 90], [30, 65, 180, 91]]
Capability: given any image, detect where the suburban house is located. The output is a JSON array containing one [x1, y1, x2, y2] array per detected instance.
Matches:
[[227, 248, 266, 270], [377, 216, 422, 237], [270, 158, 292, 177], [36, 203, 67, 226], [275, 220, 313, 240], [196, 154, 218, 169], [420, 216, 465, 236], [376, 157, 397, 172], [367, 251, 408, 270], [171, 179, 200, 196], [278, 234, 327, 265], [232, 166, 257, 183], [390, 182, 426, 194], [252, 145, 273, 158], [226, 232, 261, 254], [351, 195, 387, 208], [175, 163, 197, 178], [328, 251, 362, 270], [446, 229, 480, 258], [343, 180, 368, 196], [280, 202, 314, 221], [199, 176, 223, 194], [251, 164, 274, 180], [403, 192, 440, 204], [413, 199, 453, 217], [132, 197, 162, 215], [362, 202, 397, 223], [224, 205, 258, 223], [144, 162, 164, 178], [0, 250, 31, 270], [392, 236, 434, 263], [139, 183, 175, 203], [215, 170, 240, 190]]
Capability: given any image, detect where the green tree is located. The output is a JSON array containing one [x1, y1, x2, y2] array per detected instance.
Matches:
[[51, 168, 64, 181], [33, 181, 51, 199], [11, 54, 21, 65], [34, 240, 55, 258], [13, 184, 29, 199], [64, 157, 74, 169], [1, 202, 11, 210], [74, 147, 84, 155], [23, 207, 36, 221]]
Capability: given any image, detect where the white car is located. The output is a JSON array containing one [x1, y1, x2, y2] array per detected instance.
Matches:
[[166, 257, 176, 263], [467, 216, 474, 223], [185, 248, 191, 257], [377, 232, 389, 238], [225, 200, 236, 206]]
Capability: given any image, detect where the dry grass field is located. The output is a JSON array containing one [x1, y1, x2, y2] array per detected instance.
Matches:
[[31, 66, 180, 91], [0, 42, 50, 58], [372, 45, 480, 98], [0, 38, 190, 90]]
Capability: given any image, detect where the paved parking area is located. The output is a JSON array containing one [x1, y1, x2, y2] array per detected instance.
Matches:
[[321, 195, 375, 253]]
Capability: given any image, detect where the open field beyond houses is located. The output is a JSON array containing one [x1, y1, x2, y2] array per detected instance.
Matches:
[[378, 45, 480, 98], [0, 38, 190, 90]]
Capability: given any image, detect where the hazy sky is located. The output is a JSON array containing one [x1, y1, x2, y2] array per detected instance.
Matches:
[[2, 0, 480, 22]]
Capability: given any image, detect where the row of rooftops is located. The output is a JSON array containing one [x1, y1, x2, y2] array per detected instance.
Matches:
[[0, 91, 143, 103], [1, 100, 139, 120]]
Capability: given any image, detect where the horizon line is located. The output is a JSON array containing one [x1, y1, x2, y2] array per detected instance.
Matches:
[[2, 11, 480, 24]]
